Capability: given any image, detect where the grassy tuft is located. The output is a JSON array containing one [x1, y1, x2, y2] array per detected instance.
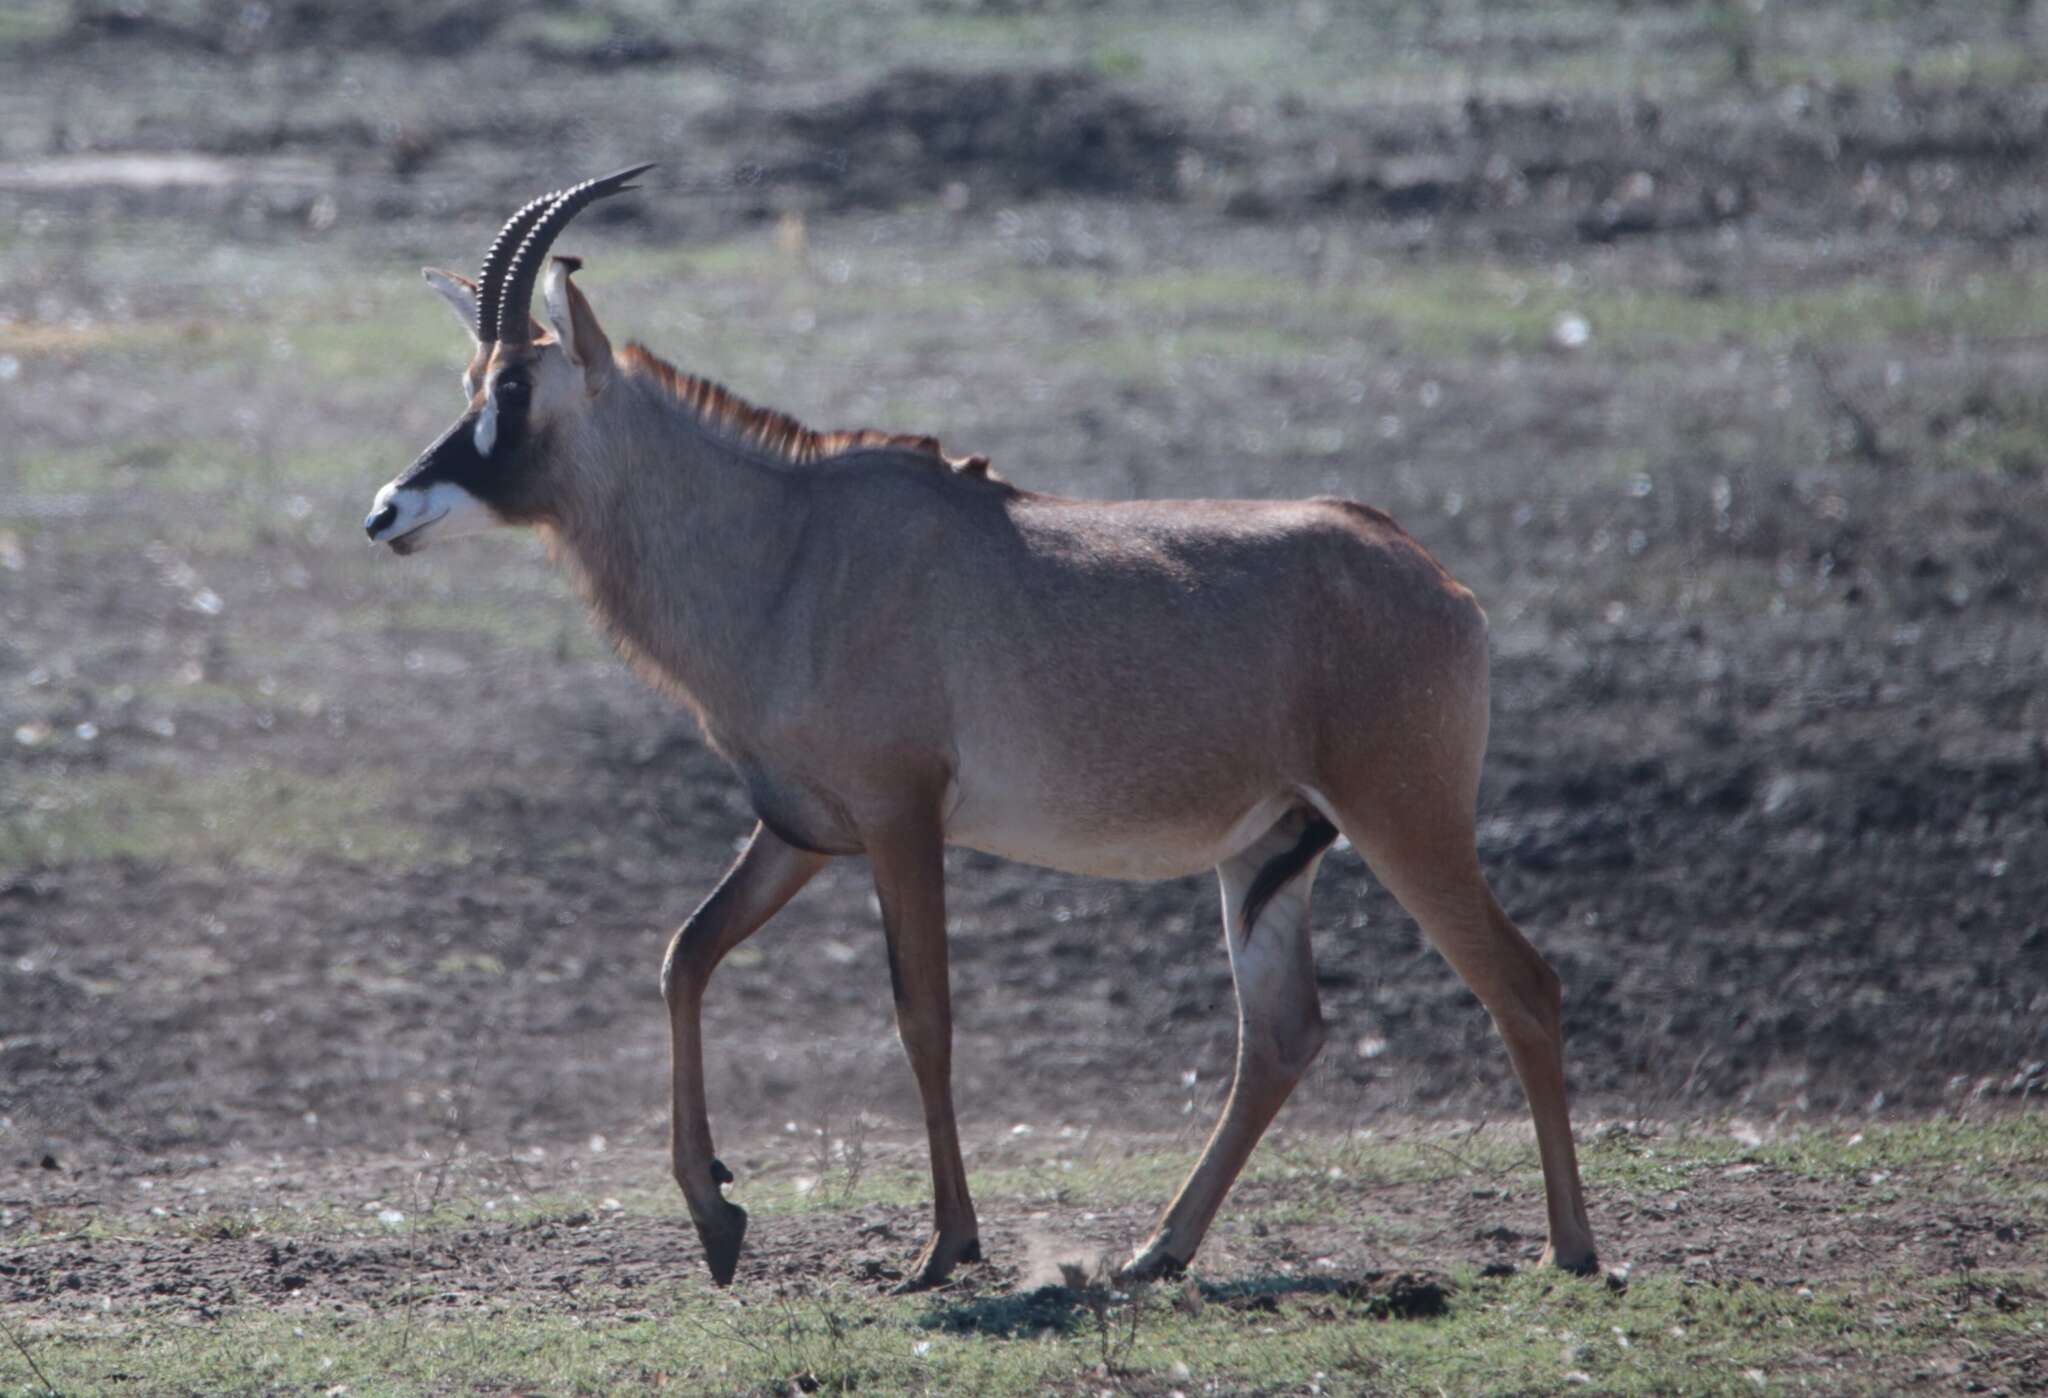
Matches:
[[0, 763, 452, 872]]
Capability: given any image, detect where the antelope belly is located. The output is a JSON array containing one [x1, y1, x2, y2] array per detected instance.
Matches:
[[942, 784, 1295, 882]]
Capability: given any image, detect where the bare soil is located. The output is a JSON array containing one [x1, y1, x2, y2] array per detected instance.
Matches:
[[4, 1138, 2036, 1311]]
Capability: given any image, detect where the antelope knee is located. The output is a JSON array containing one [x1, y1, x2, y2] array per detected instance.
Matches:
[[658, 943, 682, 1005], [1253, 1010, 1327, 1078], [1489, 974, 1565, 1054], [659, 930, 711, 1007], [1288, 1011, 1329, 1075], [1517, 953, 1565, 1035]]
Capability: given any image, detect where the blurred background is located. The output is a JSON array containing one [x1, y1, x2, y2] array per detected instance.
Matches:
[[2, 0, 2044, 1180]]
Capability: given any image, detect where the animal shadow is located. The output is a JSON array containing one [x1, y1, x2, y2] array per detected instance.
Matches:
[[919, 1270, 1450, 1338]]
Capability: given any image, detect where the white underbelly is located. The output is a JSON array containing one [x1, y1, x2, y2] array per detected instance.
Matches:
[[942, 785, 1296, 881]]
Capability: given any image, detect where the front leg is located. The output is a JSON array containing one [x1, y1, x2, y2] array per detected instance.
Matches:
[[867, 808, 982, 1291], [662, 823, 829, 1284]]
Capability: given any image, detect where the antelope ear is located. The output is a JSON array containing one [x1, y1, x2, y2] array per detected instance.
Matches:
[[421, 267, 549, 342], [543, 255, 613, 392], [421, 267, 481, 340]]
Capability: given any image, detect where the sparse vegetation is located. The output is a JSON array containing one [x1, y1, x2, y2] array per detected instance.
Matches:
[[3, 1117, 2042, 1394], [0, 765, 450, 872]]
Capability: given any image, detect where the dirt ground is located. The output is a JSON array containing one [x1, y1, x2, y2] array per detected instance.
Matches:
[[3, 2, 2047, 1381]]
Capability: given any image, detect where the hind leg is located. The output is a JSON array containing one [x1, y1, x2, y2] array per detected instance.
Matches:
[[1120, 809, 1336, 1282], [1338, 798, 1597, 1272]]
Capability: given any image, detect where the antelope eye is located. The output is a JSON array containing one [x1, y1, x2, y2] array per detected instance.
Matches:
[[495, 378, 530, 401]]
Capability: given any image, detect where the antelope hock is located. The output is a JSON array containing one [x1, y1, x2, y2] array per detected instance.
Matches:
[[364, 167, 1600, 1292]]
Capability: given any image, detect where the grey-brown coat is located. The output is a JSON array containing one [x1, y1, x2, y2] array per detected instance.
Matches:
[[365, 173, 1599, 1291]]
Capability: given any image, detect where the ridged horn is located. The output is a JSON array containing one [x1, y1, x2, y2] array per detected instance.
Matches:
[[474, 188, 563, 344], [497, 163, 655, 347]]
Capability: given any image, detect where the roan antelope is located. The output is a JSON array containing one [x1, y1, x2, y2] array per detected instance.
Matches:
[[365, 167, 1599, 1290]]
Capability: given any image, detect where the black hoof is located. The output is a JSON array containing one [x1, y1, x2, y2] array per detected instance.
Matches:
[[692, 1201, 749, 1286]]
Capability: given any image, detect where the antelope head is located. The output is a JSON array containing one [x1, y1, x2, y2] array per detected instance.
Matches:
[[364, 165, 653, 554]]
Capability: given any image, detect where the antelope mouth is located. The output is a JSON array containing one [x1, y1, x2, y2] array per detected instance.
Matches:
[[382, 510, 448, 555], [366, 480, 499, 552]]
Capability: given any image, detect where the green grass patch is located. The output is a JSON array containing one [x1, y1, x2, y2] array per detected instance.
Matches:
[[8, 1115, 2041, 1393], [55, 1116, 2042, 1255], [890, 2, 1727, 105], [1118, 264, 2048, 359], [285, 292, 473, 386], [724, 1115, 2048, 1229], [0, 762, 452, 872], [1763, 34, 2043, 92], [0, 0, 68, 48], [6, 1252, 2035, 1395], [0, 316, 210, 361], [587, 237, 801, 300], [780, 257, 2048, 392], [12, 438, 377, 500], [1754, 1115, 2048, 1192], [343, 579, 599, 658]]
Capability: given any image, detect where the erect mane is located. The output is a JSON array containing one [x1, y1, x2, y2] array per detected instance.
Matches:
[[619, 343, 995, 478]]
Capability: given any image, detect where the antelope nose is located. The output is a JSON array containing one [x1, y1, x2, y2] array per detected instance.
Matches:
[[365, 502, 398, 540]]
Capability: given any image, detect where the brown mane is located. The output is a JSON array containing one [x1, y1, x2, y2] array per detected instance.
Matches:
[[619, 343, 995, 479]]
